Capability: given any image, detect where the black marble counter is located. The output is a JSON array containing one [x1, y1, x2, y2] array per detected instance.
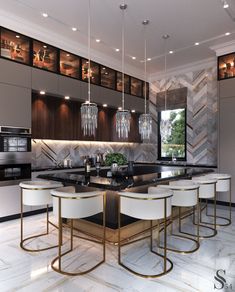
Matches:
[[38, 164, 213, 191]]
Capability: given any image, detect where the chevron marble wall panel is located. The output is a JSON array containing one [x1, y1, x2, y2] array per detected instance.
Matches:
[[32, 139, 157, 169], [149, 66, 217, 165]]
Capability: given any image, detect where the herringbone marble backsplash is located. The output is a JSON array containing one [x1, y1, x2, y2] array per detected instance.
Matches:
[[32, 139, 157, 169]]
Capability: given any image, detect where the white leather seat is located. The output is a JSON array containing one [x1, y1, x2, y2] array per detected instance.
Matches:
[[153, 180, 200, 254], [192, 176, 217, 199], [117, 188, 173, 278], [19, 180, 63, 252], [205, 173, 231, 192], [50, 186, 106, 276], [20, 180, 63, 206]]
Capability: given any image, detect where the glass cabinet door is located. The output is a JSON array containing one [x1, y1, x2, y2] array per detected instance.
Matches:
[[116, 72, 130, 94], [82, 59, 100, 84], [33, 40, 58, 72], [131, 77, 143, 97], [101, 66, 115, 89], [0, 28, 30, 64], [60, 50, 80, 79]]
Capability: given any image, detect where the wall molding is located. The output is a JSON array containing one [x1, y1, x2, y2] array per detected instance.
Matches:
[[210, 39, 235, 56]]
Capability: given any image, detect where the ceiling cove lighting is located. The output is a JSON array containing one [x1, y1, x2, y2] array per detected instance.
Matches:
[[116, 3, 131, 139], [139, 19, 152, 141], [80, 0, 98, 136], [39, 90, 46, 95], [42, 12, 48, 18]]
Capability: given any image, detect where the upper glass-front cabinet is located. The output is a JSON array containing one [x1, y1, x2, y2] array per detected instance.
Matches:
[[218, 53, 235, 80], [101, 66, 116, 89], [116, 72, 130, 94], [0, 28, 30, 64], [60, 50, 80, 79], [33, 40, 58, 72], [82, 59, 99, 84], [131, 77, 143, 97]]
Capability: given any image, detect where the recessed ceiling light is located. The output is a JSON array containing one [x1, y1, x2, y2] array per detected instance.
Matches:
[[66, 54, 70, 57], [65, 96, 70, 100], [42, 12, 48, 18], [118, 107, 122, 110], [103, 104, 108, 107], [147, 58, 151, 61], [16, 35, 20, 39], [169, 50, 174, 54], [132, 56, 136, 60], [102, 67, 106, 70], [39, 90, 46, 95], [225, 32, 231, 36], [131, 109, 135, 113], [85, 100, 90, 104], [115, 48, 120, 52], [43, 45, 47, 48], [72, 27, 77, 32], [195, 42, 199, 46], [223, 2, 229, 9], [96, 39, 101, 43]]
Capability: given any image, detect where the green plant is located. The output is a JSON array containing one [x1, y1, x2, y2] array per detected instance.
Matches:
[[104, 152, 127, 166]]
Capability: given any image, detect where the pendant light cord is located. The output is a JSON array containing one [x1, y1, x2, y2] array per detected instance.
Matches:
[[121, 3, 125, 111], [144, 30, 147, 115], [164, 36, 168, 111], [88, 0, 91, 103]]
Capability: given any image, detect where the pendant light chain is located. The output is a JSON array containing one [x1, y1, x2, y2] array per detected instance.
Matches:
[[88, 0, 91, 103]]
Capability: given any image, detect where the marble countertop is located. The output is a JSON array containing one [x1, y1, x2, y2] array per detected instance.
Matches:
[[38, 164, 214, 191]]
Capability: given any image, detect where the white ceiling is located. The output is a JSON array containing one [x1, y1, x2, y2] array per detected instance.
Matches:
[[0, 0, 235, 78]]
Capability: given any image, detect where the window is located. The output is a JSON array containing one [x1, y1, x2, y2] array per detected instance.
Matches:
[[158, 108, 186, 160]]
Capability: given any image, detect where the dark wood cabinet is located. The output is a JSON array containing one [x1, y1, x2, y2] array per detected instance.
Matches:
[[32, 93, 141, 143]]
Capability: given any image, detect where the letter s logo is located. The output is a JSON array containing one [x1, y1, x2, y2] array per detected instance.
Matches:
[[214, 269, 226, 290]]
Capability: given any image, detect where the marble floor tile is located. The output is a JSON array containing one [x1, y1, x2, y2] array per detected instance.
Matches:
[[0, 206, 234, 292]]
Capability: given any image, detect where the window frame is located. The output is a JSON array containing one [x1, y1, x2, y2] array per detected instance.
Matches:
[[157, 108, 187, 161]]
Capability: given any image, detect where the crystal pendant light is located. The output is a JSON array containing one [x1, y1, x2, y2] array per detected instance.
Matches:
[[139, 20, 152, 140], [160, 34, 171, 142], [116, 3, 131, 139], [81, 0, 98, 136]]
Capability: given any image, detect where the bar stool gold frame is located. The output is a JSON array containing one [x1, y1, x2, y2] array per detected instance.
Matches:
[[201, 177, 232, 227], [20, 186, 59, 252], [51, 192, 106, 276], [183, 181, 217, 239], [158, 186, 200, 254], [118, 193, 173, 278]]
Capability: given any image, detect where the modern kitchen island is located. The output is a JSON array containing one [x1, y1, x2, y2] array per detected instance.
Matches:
[[38, 164, 214, 240]]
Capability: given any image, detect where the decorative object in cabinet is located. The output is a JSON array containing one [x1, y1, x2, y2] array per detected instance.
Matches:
[[60, 50, 80, 79], [33, 40, 58, 72], [81, 58, 99, 84], [218, 53, 235, 80], [116, 72, 130, 94], [0, 28, 30, 64], [131, 77, 142, 97], [101, 66, 115, 89]]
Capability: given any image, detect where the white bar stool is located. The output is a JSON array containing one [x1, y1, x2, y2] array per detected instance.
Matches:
[[19, 180, 63, 252], [118, 188, 173, 278], [189, 176, 218, 238], [50, 186, 106, 276], [156, 180, 200, 254], [204, 173, 232, 226]]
